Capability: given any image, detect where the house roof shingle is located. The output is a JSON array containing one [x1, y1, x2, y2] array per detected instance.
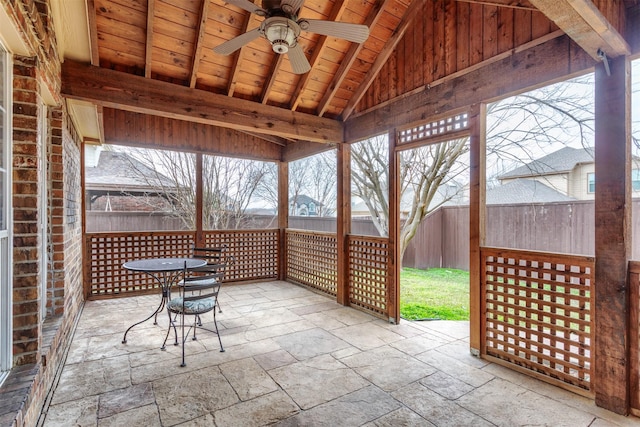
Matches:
[[487, 179, 576, 205], [499, 146, 594, 180], [85, 150, 175, 192]]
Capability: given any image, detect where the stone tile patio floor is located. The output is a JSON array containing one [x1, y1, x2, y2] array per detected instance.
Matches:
[[38, 281, 639, 427]]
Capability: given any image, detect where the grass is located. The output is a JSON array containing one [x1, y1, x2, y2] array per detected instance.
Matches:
[[400, 267, 470, 321]]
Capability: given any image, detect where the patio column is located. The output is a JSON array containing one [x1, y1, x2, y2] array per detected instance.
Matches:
[[389, 130, 400, 323], [594, 55, 631, 415], [195, 153, 203, 245], [468, 103, 486, 355], [336, 143, 351, 305], [278, 161, 288, 280]]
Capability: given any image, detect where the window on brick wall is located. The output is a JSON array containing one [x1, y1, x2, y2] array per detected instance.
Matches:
[[0, 40, 12, 385]]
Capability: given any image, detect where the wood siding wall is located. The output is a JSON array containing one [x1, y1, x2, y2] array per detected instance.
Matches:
[[103, 108, 282, 161], [357, 1, 558, 113]]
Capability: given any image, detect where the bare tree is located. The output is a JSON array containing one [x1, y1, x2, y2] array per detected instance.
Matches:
[[299, 151, 337, 216], [351, 74, 596, 264], [121, 147, 272, 230], [351, 135, 468, 261], [255, 150, 337, 217]]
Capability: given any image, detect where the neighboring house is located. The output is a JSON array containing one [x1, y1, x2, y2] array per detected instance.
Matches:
[[85, 146, 176, 211], [487, 178, 576, 204], [290, 194, 322, 216], [497, 146, 640, 200]]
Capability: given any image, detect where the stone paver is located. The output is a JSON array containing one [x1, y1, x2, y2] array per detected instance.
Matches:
[[273, 327, 351, 360], [40, 281, 640, 427], [340, 346, 436, 392], [219, 357, 279, 401], [275, 386, 401, 427], [268, 354, 370, 409]]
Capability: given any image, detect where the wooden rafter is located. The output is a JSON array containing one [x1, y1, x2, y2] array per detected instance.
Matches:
[[261, 55, 284, 104], [528, 0, 629, 59], [86, 0, 100, 65], [189, 0, 210, 88], [289, 0, 349, 111], [316, 0, 386, 117], [227, 13, 259, 96], [144, 0, 155, 78], [455, 0, 536, 10], [243, 131, 288, 146], [341, 0, 427, 120], [61, 60, 343, 143]]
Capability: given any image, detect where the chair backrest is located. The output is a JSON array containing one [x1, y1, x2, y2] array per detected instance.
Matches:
[[191, 245, 233, 277], [181, 266, 223, 307]]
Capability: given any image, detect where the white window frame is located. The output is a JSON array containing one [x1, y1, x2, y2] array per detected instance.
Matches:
[[587, 172, 595, 194], [0, 39, 13, 386]]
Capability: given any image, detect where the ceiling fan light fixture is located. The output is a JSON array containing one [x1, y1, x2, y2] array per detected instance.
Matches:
[[262, 17, 300, 54]]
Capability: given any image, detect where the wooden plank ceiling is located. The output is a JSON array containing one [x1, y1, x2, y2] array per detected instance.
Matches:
[[65, 0, 632, 151], [90, 0, 409, 120]]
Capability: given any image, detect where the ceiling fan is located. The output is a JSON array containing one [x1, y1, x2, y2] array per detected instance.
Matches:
[[214, 0, 370, 74]]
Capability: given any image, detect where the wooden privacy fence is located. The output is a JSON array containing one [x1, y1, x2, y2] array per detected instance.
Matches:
[[84, 229, 278, 297], [481, 247, 593, 394]]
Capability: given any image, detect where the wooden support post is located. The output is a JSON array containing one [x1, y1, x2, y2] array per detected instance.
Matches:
[[594, 55, 631, 415], [336, 143, 351, 305], [469, 103, 486, 355], [195, 153, 203, 246], [278, 161, 288, 280], [388, 130, 400, 323]]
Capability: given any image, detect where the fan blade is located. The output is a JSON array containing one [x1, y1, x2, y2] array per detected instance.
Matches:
[[224, 0, 267, 16], [287, 44, 311, 74], [301, 19, 369, 44], [281, 0, 305, 14], [213, 28, 261, 55]]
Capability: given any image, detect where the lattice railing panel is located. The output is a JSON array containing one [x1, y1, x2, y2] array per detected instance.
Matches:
[[482, 247, 593, 391], [86, 231, 195, 296], [348, 235, 390, 318], [285, 229, 337, 296], [203, 229, 279, 281], [398, 112, 469, 145]]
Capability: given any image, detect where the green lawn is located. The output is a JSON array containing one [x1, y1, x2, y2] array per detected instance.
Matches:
[[400, 267, 470, 321]]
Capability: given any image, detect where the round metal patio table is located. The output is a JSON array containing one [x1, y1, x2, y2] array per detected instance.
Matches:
[[121, 257, 207, 344]]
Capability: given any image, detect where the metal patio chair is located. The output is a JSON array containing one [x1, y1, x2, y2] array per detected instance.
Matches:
[[161, 261, 225, 366]]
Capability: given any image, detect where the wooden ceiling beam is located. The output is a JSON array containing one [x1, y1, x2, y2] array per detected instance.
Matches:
[[144, 0, 155, 78], [341, 0, 426, 120], [528, 0, 629, 60], [316, 0, 386, 117], [289, 0, 349, 112], [189, 0, 210, 88], [61, 60, 343, 143]]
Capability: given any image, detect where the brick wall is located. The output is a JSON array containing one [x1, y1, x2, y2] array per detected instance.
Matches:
[[12, 55, 40, 367], [0, 1, 84, 426]]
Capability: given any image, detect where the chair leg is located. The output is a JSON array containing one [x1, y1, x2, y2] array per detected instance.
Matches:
[[180, 311, 186, 367], [161, 309, 175, 351], [213, 309, 225, 352]]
